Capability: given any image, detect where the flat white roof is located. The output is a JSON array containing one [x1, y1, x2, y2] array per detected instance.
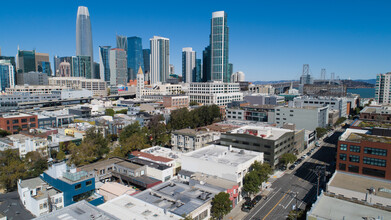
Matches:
[[230, 125, 293, 141], [184, 144, 262, 167], [98, 194, 182, 220]]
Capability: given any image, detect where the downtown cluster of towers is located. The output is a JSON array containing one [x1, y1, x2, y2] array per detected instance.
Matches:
[[74, 6, 233, 86]]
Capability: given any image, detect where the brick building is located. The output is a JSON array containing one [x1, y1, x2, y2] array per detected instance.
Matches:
[[0, 113, 38, 134], [337, 128, 391, 180], [162, 95, 189, 109]]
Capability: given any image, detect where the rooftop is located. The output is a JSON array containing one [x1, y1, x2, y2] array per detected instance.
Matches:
[[229, 125, 293, 141], [98, 194, 182, 220], [129, 157, 171, 170], [190, 172, 237, 190], [172, 128, 214, 137], [183, 144, 263, 167], [0, 191, 34, 220], [131, 151, 173, 163], [35, 200, 119, 220], [340, 128, 391, 143], [19, 177, 62, 200], [329, 171, 391, 200], [135, 179, 222, 217], [98, 182, 136, 197], [0, 113, 34, 118], [78, 157, 123, 173], [141, 146, 182, 160], [308, 194, 391, 219], [115, 160, 143, 170]]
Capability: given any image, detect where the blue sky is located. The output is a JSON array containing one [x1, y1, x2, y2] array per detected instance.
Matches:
[[1, 0, 390, 81]]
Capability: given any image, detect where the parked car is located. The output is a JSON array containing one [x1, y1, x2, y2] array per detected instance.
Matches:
[[241, 201, 254, 212], [289, 164, 296, 170], [296, 159, 302, 163], [251, 195, 263, 206], [301, 155, 307, 159], [306, 152, 311, 156]]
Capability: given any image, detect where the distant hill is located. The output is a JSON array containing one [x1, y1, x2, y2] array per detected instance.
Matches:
[[341, 80, 375, 88], [252, 80, 297, 85], [354, 79, 376, 85]]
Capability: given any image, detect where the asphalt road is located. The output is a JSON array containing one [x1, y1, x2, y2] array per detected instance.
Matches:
[[244, 129, 342, 220]]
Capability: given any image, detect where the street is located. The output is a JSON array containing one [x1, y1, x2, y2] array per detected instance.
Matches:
[[244, 129, 342, 220]]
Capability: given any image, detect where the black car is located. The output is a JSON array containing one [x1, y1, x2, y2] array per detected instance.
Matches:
[[241, 201, 253, 212], [251, 195, 263, 206], [306, 152, 311, 156], [289, 164, 296, 170], [296, 159, 302, 163]]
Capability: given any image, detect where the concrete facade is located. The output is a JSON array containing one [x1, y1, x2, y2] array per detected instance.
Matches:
[[274, 106, 329, 131]]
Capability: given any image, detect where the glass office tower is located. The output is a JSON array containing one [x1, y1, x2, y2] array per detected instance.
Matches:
[[150, 36, 169, 84], [143, 49, 150, 74], [99, 46, 111, 82], [210, 11, 229, 82], [127, 37, 144, 81], [194, 59, 202, 82], [76, 6, 94, 76], [202, 46, 211, 82]]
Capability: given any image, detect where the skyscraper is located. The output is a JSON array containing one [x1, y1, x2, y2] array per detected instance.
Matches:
[[76, 6, 94, 77], [127, 37, 144, 81], [194, 59, 202, 82], [16, 49, 51, 76], [150, 36, 169, 84], [375, 72, 391, 104], [210, 11, 229, 82], [202, 46, 211, 82], [72, 55, 91, 78], [0, 60, 15, 92], [99, 46, 111, 82], [143, 49, 150, 74], [116, 35, 128, 51], [35, 52, 51, 76], [182, 47, 196, 83], [109, 48, 127, 86]]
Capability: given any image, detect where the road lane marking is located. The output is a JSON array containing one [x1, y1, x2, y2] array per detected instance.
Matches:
[[247, 188, 281, 220], [262, 189, 291, 220]]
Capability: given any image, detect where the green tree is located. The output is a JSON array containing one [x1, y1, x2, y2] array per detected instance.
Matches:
[[105, 108, 115, 117], [119, 122, 142, 145], [243, 171, 261, 195], [146, 115, 170, 146], [0, 129, 11, 137], [189, 101, 199, 106], [24, 152, 48, 178], [335, 117, 347, 126], [0, 149, 26, 192], [111, 133, 150, 158], [252, 161, 273, 183], [115, 109, 128, 114], [56, 150, 66, 160], [211, 192, 232, 220], [280, 153, 297, 166], [316, 127, 328, 139]]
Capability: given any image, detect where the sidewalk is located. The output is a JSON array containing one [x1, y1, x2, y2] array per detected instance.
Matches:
[[224, 188, 273, 220]]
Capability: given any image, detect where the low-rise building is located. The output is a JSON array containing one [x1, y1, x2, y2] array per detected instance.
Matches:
[[244, 94, 284, 106], [5, 85, 65, 94], [360, 105, 391, 122], [220, 126, 295, 167], [135, 179, 222, 219], [48, 77, 107, 97], [171, 128, 219, 152], [328, 109, 340, 125], [188, 82, 243, 106], [18, 177, 64, 217], [162, 95, 189, 109], [274, 106, 329, 130], [248, 84, 275, 94], [226, 105, 276, 123], [303, 84, 346, 97], [12, 133, 48, 158], [337, 128, 391, 180], [98, 194, 182, 220], [0, 93, 61, 112], [140, 146, 183, 175], [292, 96, 348, 117], [181, 144, 263, 199], [129, 157, 174, 182], [0, 113, 38, 134], [97, 182, 136, 201]]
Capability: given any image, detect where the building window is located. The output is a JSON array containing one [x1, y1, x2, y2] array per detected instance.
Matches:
[[364, 147, 387, 156], [338, 163, 346, 170], [86, 180, 92, 186], [362, 167, 386, 178], [339, 153, 347, 161], [348, 165, 359, 173], [363, 157, 386, 167], [12, 119, 18, 124], [75, 184, 82, 190], [350, 145, 360, 153], [349, 155, 360, 163], [21, 119, 27, 123], [340, 144, 347, 151]]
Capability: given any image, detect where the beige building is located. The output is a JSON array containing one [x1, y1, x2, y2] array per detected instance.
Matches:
[[171, 128, 219, 152], [162, 95, 189, 109], [48, 77, 107, 97]]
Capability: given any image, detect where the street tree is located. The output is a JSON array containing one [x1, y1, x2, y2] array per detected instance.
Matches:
[[243, 171, 261, 196], [280, 153, 297, 166], [111, 133, 150, 158], [211, 192, 232, 220]]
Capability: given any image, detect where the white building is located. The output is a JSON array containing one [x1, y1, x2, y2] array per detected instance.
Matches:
[[142, 83, 183, 97], [376, 72, 391, 104], [12, 134, 49, 158], [274, 106, 329, 130], [291, 96, 348, 117], [231, 71, 245, 83], [136, 66, 144, 99], [48, 77, 107, 97], [18, 177, 64, 217], [5, 85, 65, 95], [52, 89, 93, 100], [188, 82, 243, 105], [181, 144, 263, 192], [109, 48, 127, 86], [248, 84, 275, 94], [150, 36, 170, 84], [182, 47, 196, 83], [0, 60, 15, 92]]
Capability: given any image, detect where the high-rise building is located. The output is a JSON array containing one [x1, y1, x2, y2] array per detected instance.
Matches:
[[194, 59, 202, 82], [93, 62, 100, 79], [109, 48, 127, 86], [210, 11, 229, 82], [136, 66, 144, 99], [0, 60, 15, 92], [76, 6, 94, 77], [16, 50, 51, 76], [150, 36, 169, 84], [54, 56, 72, 76], [0, 56, 16, 82], [99, 46, 111, 83], [116, 35, 128, 51], [142, 49, 150, 74], [202, 46, 211, 82], [228, 63, 233, 80], [169, 64, 175, 75], [127, 37, 144, 81], [16, 50, 36, 73], [375, 72, 391, 104], [182, 47, 196, 83], [72, 56, 92, 78], [58, 61, 71, 77]]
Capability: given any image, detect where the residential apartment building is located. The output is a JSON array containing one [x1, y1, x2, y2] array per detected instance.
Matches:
[[337, 128, 391, 180], [171, 128, 219, 152], [226, 104, 276, 123], [150, 36, 170, 84], [18, 177, 64, 217], [0, 113, 38, 134], [375, 72, 391, 104], [274, 106, 329, 130], [219, 126, 294, 167], [12, 133, 48, 158], [188, 82, 243, 106]]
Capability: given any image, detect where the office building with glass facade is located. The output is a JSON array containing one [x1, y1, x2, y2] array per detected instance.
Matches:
[[76, 6, 94, 76], [16, 50, 36, 73], [210, 11, 230, 82], [194, 59, 202, 82], [99, 46, 111, 83], [182, 47, 196, 83], [127, 37, 144, 81], [0, 60, 15, 92], [143, 49, 150, 74], [202, 46, 211, 82], [72, 56, 92, 78], [109, 48, 127, 86]]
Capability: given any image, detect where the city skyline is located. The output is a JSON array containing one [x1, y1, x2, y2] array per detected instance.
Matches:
[[1, 1, 391, 81]]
